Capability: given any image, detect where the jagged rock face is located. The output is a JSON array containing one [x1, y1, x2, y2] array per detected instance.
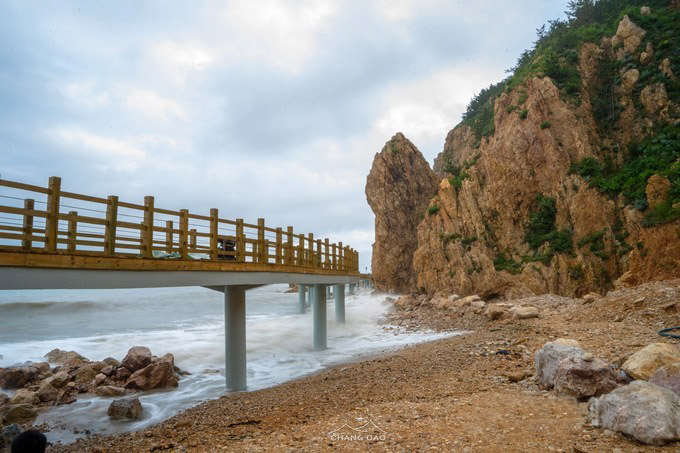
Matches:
[[412, 38, 678, 298], [366, 133, 439, 292]]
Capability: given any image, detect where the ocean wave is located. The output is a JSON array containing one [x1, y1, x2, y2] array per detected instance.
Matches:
[[0, 300, 102, 314]]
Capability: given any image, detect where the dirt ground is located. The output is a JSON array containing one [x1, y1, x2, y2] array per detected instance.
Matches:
[[49, 279, 680, 452]]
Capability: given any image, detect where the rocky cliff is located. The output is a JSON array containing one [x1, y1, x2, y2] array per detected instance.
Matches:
[[369, 4, 680, 298], [365, 133, 439, 292]]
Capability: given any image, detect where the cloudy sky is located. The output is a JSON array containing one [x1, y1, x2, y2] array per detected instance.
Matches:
[[0, 0, 568, 271]]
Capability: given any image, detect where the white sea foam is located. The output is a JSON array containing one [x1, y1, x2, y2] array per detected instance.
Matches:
[[0, 285, 459, 444]]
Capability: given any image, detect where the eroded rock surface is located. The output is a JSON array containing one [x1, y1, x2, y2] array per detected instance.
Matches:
[[366, 132, 439, 292]]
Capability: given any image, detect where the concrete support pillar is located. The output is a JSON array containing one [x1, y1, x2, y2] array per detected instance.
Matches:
[[349, 283, 354, 295], [334, 284, 345, 324], [326, 286, 331, 300], [313, 283, 327, 350], [298, 284, 306, 314], [224, 285, 247, 391]]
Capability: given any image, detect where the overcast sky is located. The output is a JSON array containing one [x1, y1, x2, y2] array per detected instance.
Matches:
[[0, 0, 568, 271]]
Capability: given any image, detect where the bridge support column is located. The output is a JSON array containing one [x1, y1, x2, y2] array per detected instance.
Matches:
[[224, 285, 247, 391], [349, 283, 354, 295], [298, 284, 306, 314], [334, 284, 345, 324], [313, 284, 327, 350], [326, 286, 331, 300]]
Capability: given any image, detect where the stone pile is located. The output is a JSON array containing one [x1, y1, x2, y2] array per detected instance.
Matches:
[[0, 346, 185, 425]]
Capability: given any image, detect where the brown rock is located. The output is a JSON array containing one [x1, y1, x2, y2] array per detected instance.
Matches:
[[659, 58, 674, 79], [365, 133, 439, 293], [125, 361, 179, 391], [45, 370, 71, 388], [36, 382, 59, 403], [3, 404, 37, 423], [95, 386, 127, 397], [107, 398, 143, 420], [645, 175, 671, 208], [649, 363, 680, 395], [511, 306, 539, 320], [553, 355, 622, 400], [621, 69, 639, 93], [640, 83, 669, 116], [102, 357, 121, 368], [101, 366, 115, 377], [44, 349, 88, 367], [122, 346, 153, 372], [73, 365, 97, 384], [114, 367, 132, 382], [640, 42, 654, 65], [622, 343, 680, 380], [0, 363, 49, 389], [94, 373, 107, 386], [612, 15, 646, 55], [9, 389, 38, 405], [485, 305, 508, 320]]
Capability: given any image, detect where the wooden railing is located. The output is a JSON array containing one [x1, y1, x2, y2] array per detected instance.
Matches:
[[0, 177, 359, 273]]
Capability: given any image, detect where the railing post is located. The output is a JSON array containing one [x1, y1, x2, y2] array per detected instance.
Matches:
[[308, 233, 314, 267], [297, 234, 304, 266], [316, 239, 322, 268], [324, 238, 330, 269], [257, 218, 265, 264], [332, 243, 337, 270], [22, 199, 34, 252], [273, 227, 280, 264], [179, 209, 189, 259], [67, 211, 77, 253], [338, 242, 343, 271], [236, 218, 245, 262], [104, 195, 118, 256], [45, 176, 61, 253], [286, 226, 293, 265], [190, 228, 197, 251], [142, 196, 154, 258], [210, 208, 218, 261], [165, 220, 173, 253]]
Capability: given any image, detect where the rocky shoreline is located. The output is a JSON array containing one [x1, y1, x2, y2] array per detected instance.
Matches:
[[0, 346, 186, 448], [21, 278, 676, 451]]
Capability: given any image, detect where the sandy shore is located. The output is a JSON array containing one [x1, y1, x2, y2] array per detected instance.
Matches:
[[50, 280, 680, 452]]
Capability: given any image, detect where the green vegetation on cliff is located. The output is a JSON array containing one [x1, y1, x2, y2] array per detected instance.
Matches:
[[460, 0, 676, 143], [570, 126, 680, 225]]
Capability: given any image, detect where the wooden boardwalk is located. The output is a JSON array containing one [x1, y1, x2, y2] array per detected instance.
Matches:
[[0, 177, 360, 276]]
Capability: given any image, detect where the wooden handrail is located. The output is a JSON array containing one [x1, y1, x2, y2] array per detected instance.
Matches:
[[0, 176, 360, 273]]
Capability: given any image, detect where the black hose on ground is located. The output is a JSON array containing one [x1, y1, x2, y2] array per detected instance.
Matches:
[[658, 326, 680, 339]]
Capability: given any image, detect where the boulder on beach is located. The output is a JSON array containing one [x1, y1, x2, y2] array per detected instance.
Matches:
[[44, 349, 88, 367], [0, 424, 23, 451], [622, 343, 680, 380], [553, 354, 622, 400], [121, 346, 153, 373], [36, 382, 60, 403], [511, 305, 539, 319], [535, 339, 585, 388], [0, 363, 49, 389], [649, 362, 680, 395], [125, 361, 179, 391], [588, 380, 680, 445], [3, 404, 37, 424], [9, 389, 38, 405], [108, 397, 143, 420], [95, 386, 126, 397]]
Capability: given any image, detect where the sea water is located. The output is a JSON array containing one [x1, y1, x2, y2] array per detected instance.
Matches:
[[0, 285, 457, 444]]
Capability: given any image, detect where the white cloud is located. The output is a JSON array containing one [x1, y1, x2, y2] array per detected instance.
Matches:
[[60, 82, 111, 109], [125, 89, 187, 121], [47, 128, 147, 172], [372, 0, 445, 21], [372, 63, 505, 161], [217, 0, 339, 72], [150, 40, 215, 86]]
